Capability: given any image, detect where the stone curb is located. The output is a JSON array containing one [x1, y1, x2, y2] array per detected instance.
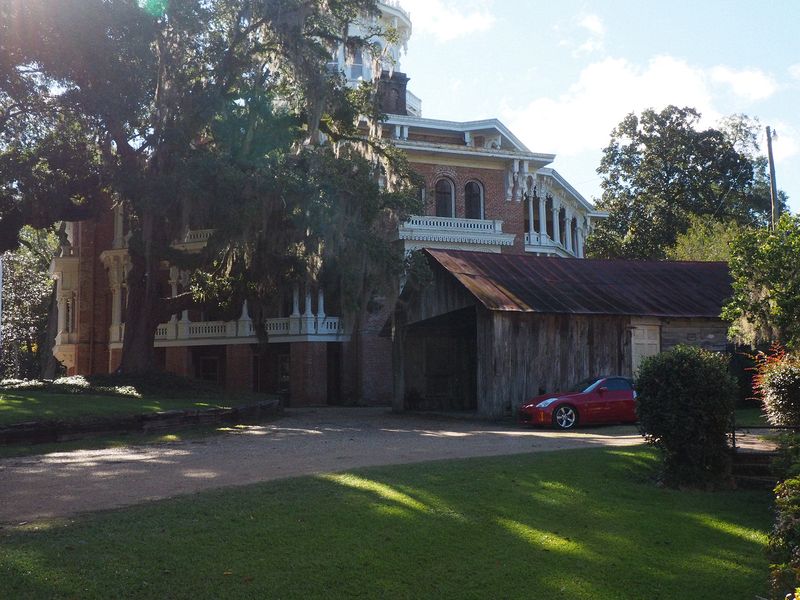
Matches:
[[0, 399, 283, 446]]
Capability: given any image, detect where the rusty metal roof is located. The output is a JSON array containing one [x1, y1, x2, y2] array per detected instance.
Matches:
[[426, 249, 731, 318]]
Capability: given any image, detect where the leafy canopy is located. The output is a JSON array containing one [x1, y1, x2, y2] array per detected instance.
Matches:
[[722, 214, 800, 349], [1, 0, 420, 371], [586, 107, 777, 260], [666, 214, 742, 263], [0, 227, 59, 379]]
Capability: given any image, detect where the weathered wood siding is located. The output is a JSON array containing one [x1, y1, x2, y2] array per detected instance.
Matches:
[[402, 268, 477, 326], [476, 311, 631, 418], [660, 318, 728, 353]]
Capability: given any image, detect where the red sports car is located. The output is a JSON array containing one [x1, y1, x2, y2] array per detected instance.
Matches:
[[518, 376, 637, 429]]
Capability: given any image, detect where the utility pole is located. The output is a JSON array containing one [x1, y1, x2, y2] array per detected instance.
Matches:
[[767, 126, 779, 230]]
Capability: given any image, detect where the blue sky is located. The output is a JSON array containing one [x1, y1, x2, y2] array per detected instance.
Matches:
[[397, 0, 800, 212]]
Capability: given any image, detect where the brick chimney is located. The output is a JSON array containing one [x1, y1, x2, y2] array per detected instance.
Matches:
[[377, 70, 410, 116]]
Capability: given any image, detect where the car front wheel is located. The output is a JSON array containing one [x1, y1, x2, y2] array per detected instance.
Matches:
[[553, 405, 578, 430]]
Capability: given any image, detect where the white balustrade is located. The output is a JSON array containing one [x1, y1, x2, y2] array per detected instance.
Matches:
[[524, 232, 541, 246], [381, 0, 410, 19], [150, 315, 346, 346], [399, 215, 515, 248], [524, 230, 578, 257], [403, 215, 503, 232], [183, 229, 214, 244]]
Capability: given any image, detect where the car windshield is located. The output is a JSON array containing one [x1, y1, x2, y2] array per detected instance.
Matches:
[[575, 377, 603, 393]]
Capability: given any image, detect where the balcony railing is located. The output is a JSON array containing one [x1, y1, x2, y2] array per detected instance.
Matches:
[[380, 0, 410, 20], [172, 228, 215, 252], [149, 315, 347, 346], [184, 229, 214, 244], [399, 215, 515, 248], [524, 231, 578, 257]]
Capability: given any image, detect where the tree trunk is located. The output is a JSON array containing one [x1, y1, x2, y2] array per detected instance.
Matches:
[[39, 283, 60, 379], [118, 256, 161, 373], [118, 214, 161, 373]]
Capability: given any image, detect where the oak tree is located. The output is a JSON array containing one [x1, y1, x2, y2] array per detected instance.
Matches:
[[1, 0, 418, 372], [586, 106, 777, 260]]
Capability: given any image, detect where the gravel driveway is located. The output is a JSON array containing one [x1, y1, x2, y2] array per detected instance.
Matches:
[[0, 407, 642, 524]]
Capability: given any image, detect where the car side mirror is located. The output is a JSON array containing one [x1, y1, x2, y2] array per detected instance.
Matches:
[[598, 387, 608, 394]]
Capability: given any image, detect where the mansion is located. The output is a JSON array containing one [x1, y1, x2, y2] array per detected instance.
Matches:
[[49, 1, 612, 410]]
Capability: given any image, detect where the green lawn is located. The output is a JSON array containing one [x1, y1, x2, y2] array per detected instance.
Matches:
[[0, 390, 232, 426], [735, 406, 769, 427], [0, 446, 771, 599]]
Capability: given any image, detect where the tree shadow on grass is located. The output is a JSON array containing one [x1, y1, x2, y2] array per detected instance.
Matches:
[[0, 447, 771, 599]]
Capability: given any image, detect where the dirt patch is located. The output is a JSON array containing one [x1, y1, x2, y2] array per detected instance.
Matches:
[[0, 407, 643, 524]]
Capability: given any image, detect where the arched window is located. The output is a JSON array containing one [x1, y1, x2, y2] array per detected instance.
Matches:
[[435, 179, 454, 218], [464, 181, 484, 219], [558, 208, 567, 244], [545, 195, 554, 238]]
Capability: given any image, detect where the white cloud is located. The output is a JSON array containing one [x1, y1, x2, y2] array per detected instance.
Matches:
[[501, 56, 719, 157], [789, 64, 800, 80], [399, 0, 495, 42], [711, 66, 777, 102], [558, 13, 606, 57], [578, 14, 605, 37]]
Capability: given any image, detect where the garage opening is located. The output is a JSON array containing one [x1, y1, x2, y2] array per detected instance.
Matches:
[[403, 307, 477, 411]]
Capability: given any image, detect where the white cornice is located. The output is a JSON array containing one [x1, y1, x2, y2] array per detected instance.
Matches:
[[385, 114, 537, 154], [399, 230, 516, 247], [394, 139, 554, 164], [537, 167, 596, 212]]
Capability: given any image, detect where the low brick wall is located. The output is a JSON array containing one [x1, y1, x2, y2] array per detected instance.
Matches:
[[0, 399, 282, 446]]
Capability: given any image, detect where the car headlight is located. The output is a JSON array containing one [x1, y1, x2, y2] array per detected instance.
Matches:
[[536, 398, 559, 408]]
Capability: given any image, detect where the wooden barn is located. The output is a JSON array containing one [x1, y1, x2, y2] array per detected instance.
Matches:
[[392, 249, 732, 418]]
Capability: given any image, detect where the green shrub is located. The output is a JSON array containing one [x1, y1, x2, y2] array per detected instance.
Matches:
[[769, 475, 800, 599], [754, 349, 800, 427], [636, 345, 737, 488], [772, 434, 800, 481], [0, 372, 224, 398]]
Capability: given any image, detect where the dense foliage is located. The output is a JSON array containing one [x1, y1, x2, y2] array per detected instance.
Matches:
[[752, 348, 800, 427], [748, 349, 800, 598], [723, 215, 800, 349], [586, 107, 777, 260], [769, 475, 800, 600], [0, 227, 59, 379], [666, 214, 742, 262], [636, 345, 737, 487], [0, 0, 419, 372]]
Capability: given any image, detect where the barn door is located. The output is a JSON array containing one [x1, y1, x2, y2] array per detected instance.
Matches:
[[631, 319, 660, 376]]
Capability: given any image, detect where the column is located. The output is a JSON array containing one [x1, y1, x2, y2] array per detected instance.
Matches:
[[512, 160, 521, 202], [290, 284, 301, 335], [538, 191, 548, 239], [316, 288, 326, 333], [57, 295, 67, 338], [168, 266, 179, 326], [110, 287, 121, 342], [565, 210, 573, 253], [527, 196, 535, 244], [237, 300, 252, 337], [112, 205, 124, 249], [302, 286, 315, 334], [552, 201, 561, 246]]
